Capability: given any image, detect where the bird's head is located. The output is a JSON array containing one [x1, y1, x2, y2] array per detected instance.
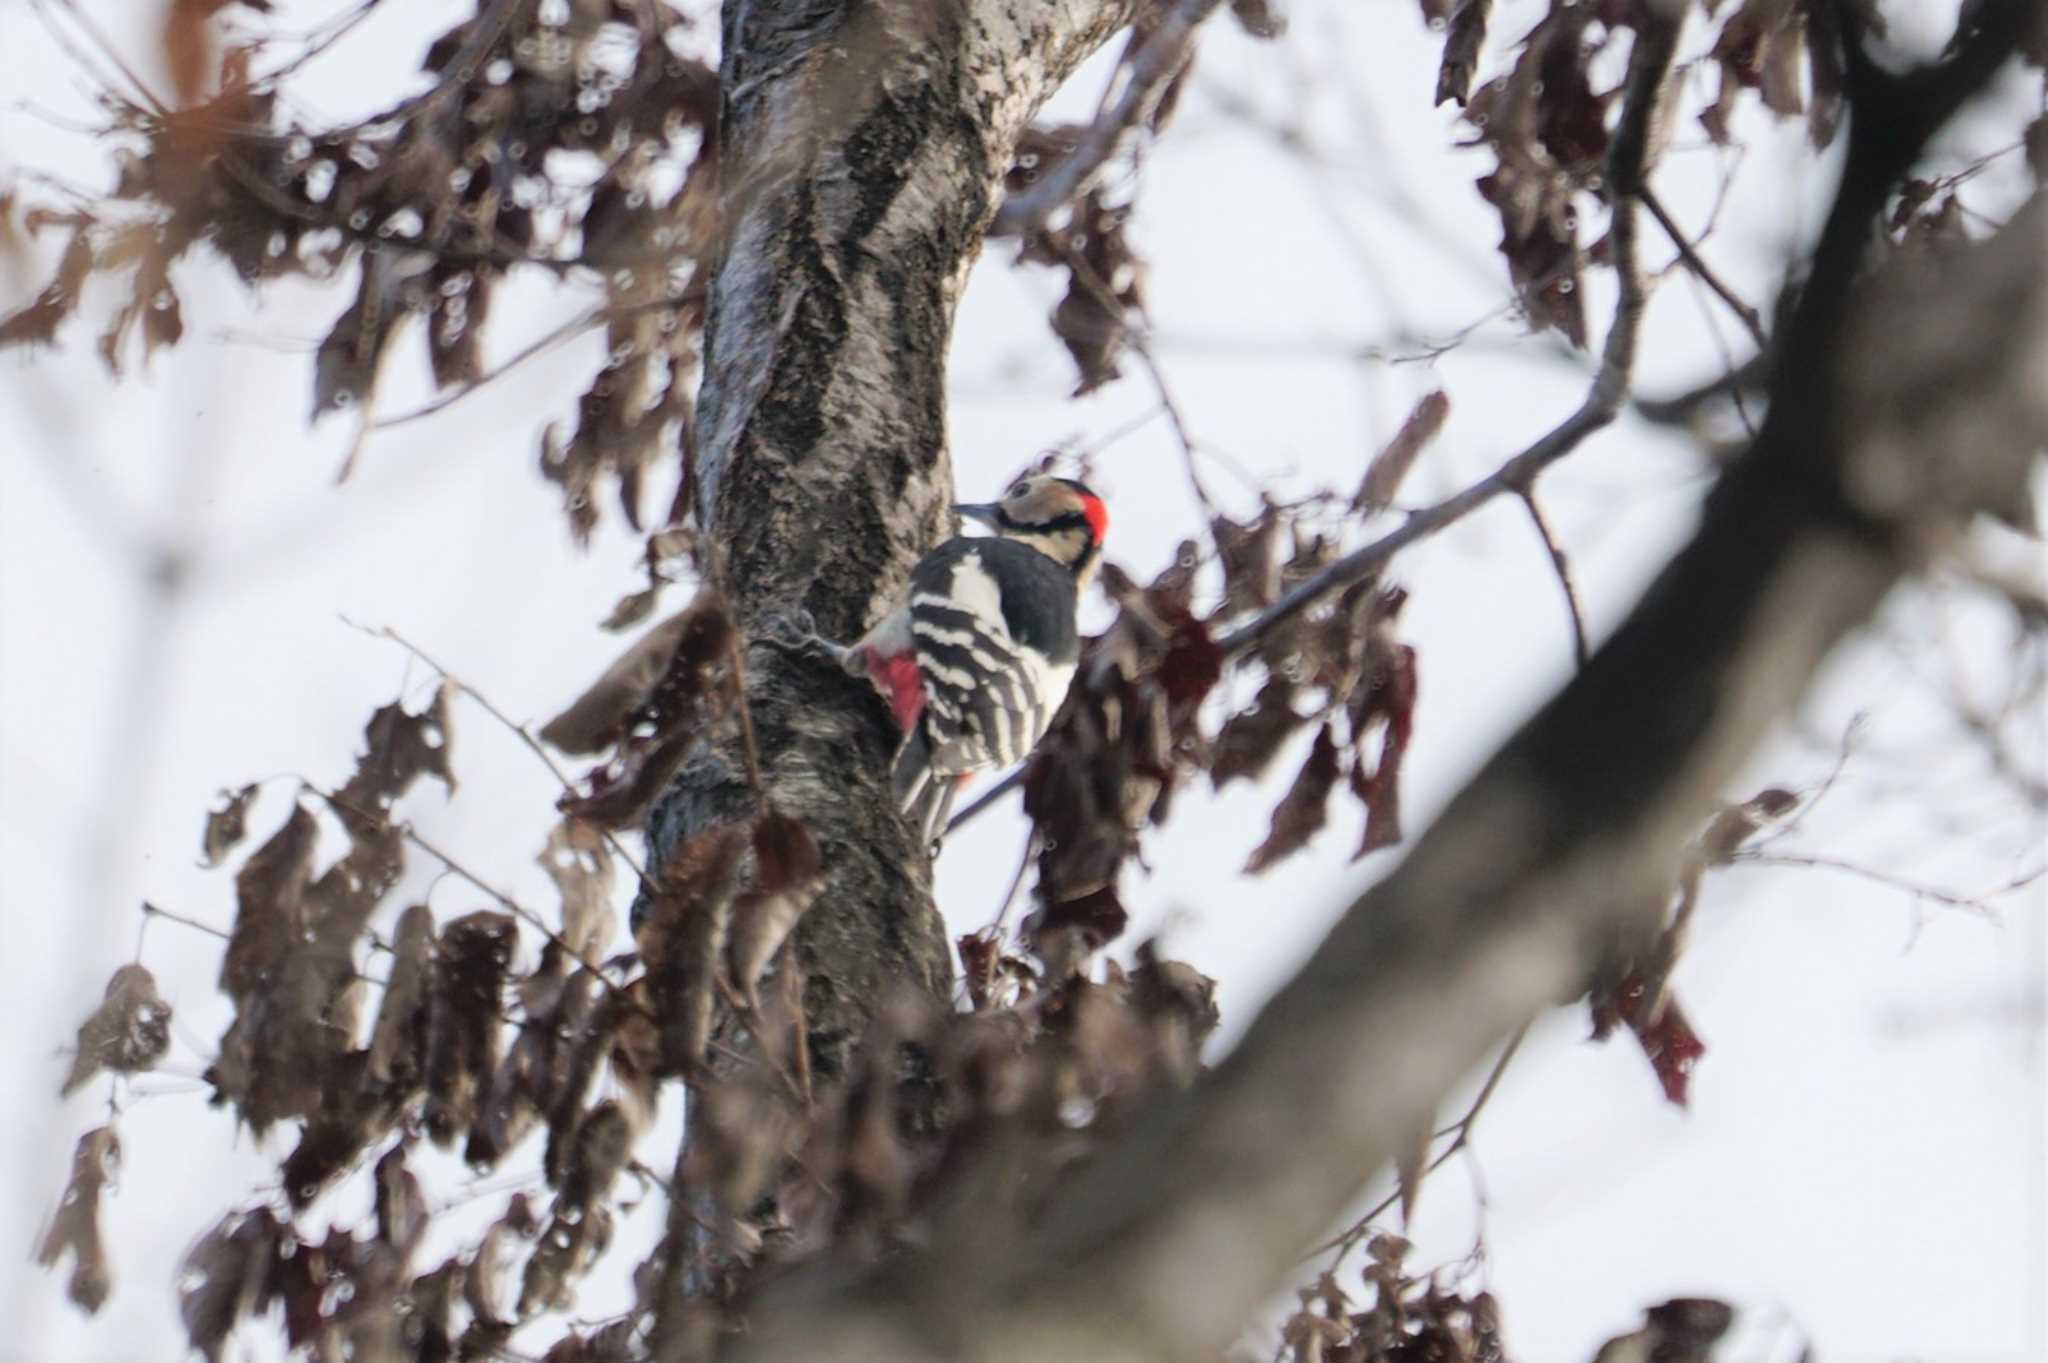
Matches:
[[956, 474, 1108, 581]]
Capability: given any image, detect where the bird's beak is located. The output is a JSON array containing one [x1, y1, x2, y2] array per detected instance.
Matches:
[[953, 502, 1002, 528]]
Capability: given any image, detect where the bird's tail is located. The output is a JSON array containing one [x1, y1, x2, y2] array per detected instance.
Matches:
[[893, 727, 963, 851]]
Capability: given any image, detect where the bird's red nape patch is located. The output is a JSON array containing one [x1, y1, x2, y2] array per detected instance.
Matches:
[[1079, 493, 1109, 543], [863, 647, 927, 731]]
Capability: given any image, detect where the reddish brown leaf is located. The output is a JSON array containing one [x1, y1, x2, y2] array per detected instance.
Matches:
[[1245, 725, 1342, 873], [1602, 971, 1708, 1106], [36, 1127, 119, 1314], [542, 610, 701, 755], [1035, 884, 1129, 948]]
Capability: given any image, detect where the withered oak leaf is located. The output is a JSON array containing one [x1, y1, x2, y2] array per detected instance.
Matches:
[[35, 1126, 119, 1314], [1245, 724, 1343, 874]]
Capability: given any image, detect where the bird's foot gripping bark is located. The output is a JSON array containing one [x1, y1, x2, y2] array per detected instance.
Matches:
[[754, 609, 853, 670]]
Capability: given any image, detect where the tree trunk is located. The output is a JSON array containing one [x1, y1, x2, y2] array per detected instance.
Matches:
[[648, 0, 1136, 1079]]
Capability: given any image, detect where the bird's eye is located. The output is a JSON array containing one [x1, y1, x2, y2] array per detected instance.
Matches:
[[1007, 482, 1028, 500]]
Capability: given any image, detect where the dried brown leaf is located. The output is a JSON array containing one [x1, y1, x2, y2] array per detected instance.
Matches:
[[179, 1207, 284, 1363], [425, 910, 518, 1146], [1355, 391, 1450, 512], [1212, 510, 1283, 615], [36, 1127, 119, 1314], [367, 903, 435, 1087], [557, 1100, 634, 1213], [373, 1144, 428, 1260], [220, 802, 318, 1005], [1435, 0, 1493, 107], [1049, 192, 1144, 395], [1350, 630, 1418, 857], [1245, 725, 1341, 873], [465, 1194, 538, 1329], [1229, 0, 1285, 39], [636, 822, 747, 1073], [313, 251, 411, 420], [1210, 674, 1307, 789], [554, 594, 738, 829], [539, 817, 616, 961], [542, 610, 699, 755], [61, 964, 172, 1097], [726, 812, 825, 1009], [200, 782, 259, 868], [0, 229, 93, 350]]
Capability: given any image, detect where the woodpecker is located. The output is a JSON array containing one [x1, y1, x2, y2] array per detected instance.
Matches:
[[771, 474, 1108, 845]]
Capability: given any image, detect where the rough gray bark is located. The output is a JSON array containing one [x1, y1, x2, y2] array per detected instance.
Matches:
[[710, 14, 2047, 1363], [647, 0, 1137, 1079]]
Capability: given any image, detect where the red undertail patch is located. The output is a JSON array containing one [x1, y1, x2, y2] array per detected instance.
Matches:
[[865, 648, 926, 732]]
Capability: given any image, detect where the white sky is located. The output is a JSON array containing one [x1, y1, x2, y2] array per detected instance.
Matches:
[[2, 3, 2043, 1362]]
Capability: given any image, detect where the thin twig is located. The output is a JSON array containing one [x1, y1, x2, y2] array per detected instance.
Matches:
[[1750, 713, 1864, 852], [946, 766, 1025, 833], [1132, 338, 1219, 519], [712, 544, 768, 804], [991, 0, 1225, 236], [1731, 851, 2042, 915], [1217, 11, 1668, 662], [44, 0, 169, 115], [318, 787, 647, 1014], [356, 621, 655, 889], [1639, 183, 1768, 350], [372, 306, 606, 429], [1517, 489, 1590, 669], [990, 830, 1039, 935], [248, 0, 385, 87], [1311, 1024, 1530, 1268], [140, 899, 230, 941]]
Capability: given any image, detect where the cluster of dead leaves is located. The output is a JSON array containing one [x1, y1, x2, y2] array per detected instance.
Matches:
[[1454, 2, 1625, 347], [1016, 468, 1428, 967], [41, 652, 841, 1355], [993, 0, 1283, 395], [659, 944, 1220, 1339], [0, 0, 717, 536], [1429, 0, 1906, 349], [543, 587, 742, 830], [1278, 1236, 1509, 1363]]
